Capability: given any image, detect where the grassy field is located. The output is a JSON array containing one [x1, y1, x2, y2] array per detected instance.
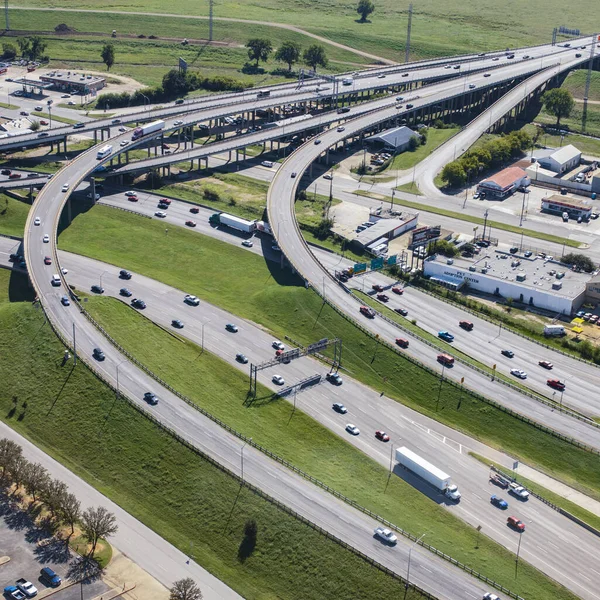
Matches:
[[0, 194, 30, 237], [396, 181, 423, 195], [0, 269, 429, 600], [537, 101, 600, 138], [562, 69, 600, 102], [354, 190, 581, 247], [57, 206, 600, 503], [15, 2, 600, 62]]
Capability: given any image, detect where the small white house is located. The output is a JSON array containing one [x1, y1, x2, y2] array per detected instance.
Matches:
[[536, 144, 581, 174]]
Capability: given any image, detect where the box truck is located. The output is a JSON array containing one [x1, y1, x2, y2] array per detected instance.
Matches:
[[395, 446, 461, 500], [209, 212, 256, 233], [96, 144, 113, 160], [543, 324, 565, 337], [132, 120, 165, 140]]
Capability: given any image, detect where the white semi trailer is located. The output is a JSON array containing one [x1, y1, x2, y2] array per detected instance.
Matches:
[[395, 446, 461, 500]]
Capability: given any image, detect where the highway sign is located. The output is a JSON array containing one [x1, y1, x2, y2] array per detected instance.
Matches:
[[307, 338, 328, 354], [387, 255, 397, 265], [370, 257, 384, 270], [353, 262, 367, 274]]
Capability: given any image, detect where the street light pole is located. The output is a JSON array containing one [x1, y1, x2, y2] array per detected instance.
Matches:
[[241, 438, 252, 483], [72, 322, 77, 366], [405, 532, 427, 598]]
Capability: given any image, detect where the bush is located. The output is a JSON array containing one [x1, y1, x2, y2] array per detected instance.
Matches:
[[2, 43, 16, 60], [203, 189, 220, 202], [562, 253, 596, 273]]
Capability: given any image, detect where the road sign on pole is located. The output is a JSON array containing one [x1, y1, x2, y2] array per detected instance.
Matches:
[[353, 262, 367, 274], [370, 257, 384, 270], [386, 255, 397, 265]]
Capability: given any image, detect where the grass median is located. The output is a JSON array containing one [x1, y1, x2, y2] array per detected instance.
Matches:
[[0, 194, 30, 237], [0, 270, 427, 600], [58, 206, 600, 505]]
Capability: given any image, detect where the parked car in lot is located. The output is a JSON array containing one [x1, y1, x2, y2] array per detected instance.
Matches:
[[40, 567, 62, 587], [4, 585, 26, 600], [16, 579, 37, 598], [332, 402, 348, 414]]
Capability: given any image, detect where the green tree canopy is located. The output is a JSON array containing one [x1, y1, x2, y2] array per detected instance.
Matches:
[[542, 88, 574, 127], [441, 161, 466, 187], [303, 45, 328, 72], [275, 41, 301, 72], [101, 43, 115, 71], [562, 253, 596, 272], [246, 38, 273, 66], [357, 0, 375, 21]]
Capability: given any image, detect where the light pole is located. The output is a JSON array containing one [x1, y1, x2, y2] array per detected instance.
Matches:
[[515, 531, 524, 576], [405, 532, 427, 598], [99, 270, 107, 289], [241, 437, 252, 483], [116, 359, 127, 397], [201, 321, 206, 352]]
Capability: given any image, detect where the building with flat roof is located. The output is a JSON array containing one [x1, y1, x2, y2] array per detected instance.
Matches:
[[40, 71, 106, 95], [423, 250, 591, 314], [541, 194, 592, 219], [364, 126, 419, 152], [536, 144, 581, 173], [477, 166, 529, 200]]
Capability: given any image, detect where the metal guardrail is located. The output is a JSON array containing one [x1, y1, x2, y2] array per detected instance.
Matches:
[[489, 466, 600, 539]]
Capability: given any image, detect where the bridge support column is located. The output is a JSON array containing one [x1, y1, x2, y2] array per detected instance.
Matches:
[[94, 130, 97, 143], [67, 197, 72, 224]]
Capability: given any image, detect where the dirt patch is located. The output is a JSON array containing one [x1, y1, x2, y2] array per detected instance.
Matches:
[[55, 23, 77, 34]]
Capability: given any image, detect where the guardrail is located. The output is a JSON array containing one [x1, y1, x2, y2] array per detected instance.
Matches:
[[489, 465, 600, 539]]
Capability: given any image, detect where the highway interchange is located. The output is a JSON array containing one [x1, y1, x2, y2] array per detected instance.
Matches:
[[5, 31, 600, 600]]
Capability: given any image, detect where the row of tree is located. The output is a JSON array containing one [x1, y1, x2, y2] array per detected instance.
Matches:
[[440, 129, 533, 187], [0, 437, 117, 558], [0, 37, 48, 62], [246, 39, 328, 72]]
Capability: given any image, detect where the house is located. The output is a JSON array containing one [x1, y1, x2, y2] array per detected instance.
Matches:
[[364, 126, 420, 153], [477, 166, 529, 200], [536, 144, 581, 174]]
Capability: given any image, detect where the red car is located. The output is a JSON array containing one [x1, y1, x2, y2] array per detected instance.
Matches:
[[547, 379, 565, 391], [185, 220, 196, 227], [9, 173, 22, 179], [375, 430, 390, 442], [160, 198, 172, 205], [359, 305, 375, 319], [538, 360, 553, 369], [391, 287, 404, 295], [372, 284, 384, 292], [377, 294, 389, 302], [127, 195, 138, 202], [40, 120, 49, 125], [507, 516, 525, 531], [190, 207, 200, 214], [395, 338, 409, 348], [43, 256, 51, 265]]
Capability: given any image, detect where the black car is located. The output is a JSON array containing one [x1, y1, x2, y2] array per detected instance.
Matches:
[[144, 392, 158, 405], [1, 169, 11, 175], [225, 323, 239, 332], [91, 284, 104, 294], [501, 349, 514, 358], [326, 372, 343, 385], [92, 347, 105, 361], [175, 99, 184, 104], [236, 353, 249, 364], [131, 298, 146, 309], [120, 288, 132, 297], [119, 269, 132, 280], [394, 307, 408, 316], [337, 107, 350, 114], [172, 319, 184, 328], [158, 202, 169, 209]]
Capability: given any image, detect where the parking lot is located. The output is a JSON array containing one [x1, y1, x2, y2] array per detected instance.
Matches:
[[0, 497, 108, 600]]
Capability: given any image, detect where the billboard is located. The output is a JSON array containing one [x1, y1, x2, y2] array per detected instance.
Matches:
[[411, 225, 441, 246], [179, 57, 188, 73]]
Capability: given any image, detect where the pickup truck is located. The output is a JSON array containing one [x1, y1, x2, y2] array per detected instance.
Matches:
[[4, 586, 26, 600], [16, 579, 37, 598], [359, 306, 376, 319], [508, 482, 530, 500], [438, 330, 455, 342]]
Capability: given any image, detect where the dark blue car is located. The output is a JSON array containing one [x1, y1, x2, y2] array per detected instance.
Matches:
[[490, 495, 508, 509], [40, 567, 62, 587]]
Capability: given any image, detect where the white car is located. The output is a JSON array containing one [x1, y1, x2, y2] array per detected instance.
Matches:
[[346, 424, 360, 435], [61, 94, 71, 98], [184, 294, 200, 306], [68, 100, 76, 105], [510, 368, 527, 379], [155, 211, 167, 218], [242, 240, 253, 247], [34, 105, 43, 111], [119, 126, 127, 132], [337, 126, 345, 132], [125, 190, 137, 197], [61, 183, 69, 192], [61, 267, 68, 275], [509, 482, 530, 499], [43, 234, 50, 243], [272, 340, 285, 350], [173, 120, 184, 126], [120, 140, 130, 146], [483, 594, 501, 600], [34, 217, 41, 226], [323, 173, 333, 180], [374, 527, 397, 544], [272, 375, 285, 385]]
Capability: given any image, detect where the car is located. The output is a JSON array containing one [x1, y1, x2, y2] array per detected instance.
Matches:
[[124, 190, 137, 197], [490, 495, 508, 509], [73, 122, 85, 129], [40, 567, 62, 587], [337, 126, 345, 132], [158, 198, 171, 205], [91, 284, 104, 294], [4, 586, 27, 600], [20, 110, 29, 116], [501, 349, 514, 358], [131, 298, 146, 309], [377, 74, 386, 79], [172, 319, 184, 329], [371, 284, 384, 292], [509, 246, 519, 254], [394, 307, 408, 316], [37, 132, 49, 138], [33, 216, 41, 226], [509, 482, 530, 499], [468, 83, 476, 89], [547, 379, 566, 391], [314, 139, 322, 145], [242, 240, 253, 247], [391, 286, 404, 295], [236, 353, 249, 364], [484, 73, 491, 77], [272, 340, 285, 351], [112, 118, 121, 124], [157, 202, 169, 210], [510, 368, 527, 379], [438, 331, 454, 342], [93, 347, 105, 361], [173, 120, 184, 126], [346, 423, 360, 435], [175, 98, 185, 104], [359, 305, 376, 318], [8, 173, 22, 180], [61, 94, 71, 98], [291, 172, 297, 178], [591, 315, 600, 324], [144, 392, 159, 405], [184, 294, 200, 306], [0, 169, 11, 175], [68, 100, 76, 105], [524, 250, 533, 257], [60, 295, 70, 306], [86, 192, 101, 200], [271, 244, 281, 252], [326, 372, 343, 385], [119, 288, 132, 297], [61, 183, 69, 192], [190, 207, 200, 214], [120, 140, 130, 147], [272, 374, 285, 385], [186, 220, 197, 227], [459, 320, 473, 331], [374, 527, 397, 543], [323, 173, 333, 180], [15, 579, 37, 598], [395, 338, 409, 348], [226, 323, 239, 332], [507, 516, 525, 531], [119, 269, 132, 280], [332, 402, 348, 414], [490, 473, 509, 489], [538, 360, 553, 369], [483, 594, 501, 600], [375, 430, 390, 442], [61, 267, 68, 275], [155, 211, 167, 218], [406, 103, 414, 108], [43, 256, 51, 265]]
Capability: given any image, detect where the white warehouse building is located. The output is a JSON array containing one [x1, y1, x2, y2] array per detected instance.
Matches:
[[423, 252, 590, 315]]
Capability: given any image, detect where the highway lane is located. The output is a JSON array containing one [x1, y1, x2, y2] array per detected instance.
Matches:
[[43, 248, 600, 600]]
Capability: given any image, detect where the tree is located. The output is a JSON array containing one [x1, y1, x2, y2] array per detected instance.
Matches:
[[357, 0, 375, 22], [59, 492, 81, 535], [17, 38, 31, 58], [274, 41, 301, 72], [303, 45, 328, 72], [0, 438, 22, 481], [407, 135, 419, 151], [162, 69, 188, 96], [29, 36, 47, 60], [23, 462, 50, 503], [2, 43, 16, 60], [428, 239, 458, 257], [101, 43, 115, 71], [245, 38, 272, 67], [170, 578, 202, 600], [542, 88, 574, 128], [81, 506, 118, 557], [42, 478, 68, 518], [562, 253, 596, 272], [441, 161, 466, 187]]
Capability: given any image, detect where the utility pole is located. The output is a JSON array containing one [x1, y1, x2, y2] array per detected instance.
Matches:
[[582, 36, 597, 133], [4, 0, 8, 31], [208, 0, 214, 42], [404, 3, 413, 64], [72, 323, 77, 366], [482, 209, 489, 241]]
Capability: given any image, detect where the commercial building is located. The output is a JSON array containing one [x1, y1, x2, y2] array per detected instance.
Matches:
[[423, 251, 591, 314], [536, 144, 581, 173], [40, 72, 106, 95], [477, 166, 529, 200], [354, 211, 418, 249], [364, 126, 419, 153], [540, 195, 593, 220]]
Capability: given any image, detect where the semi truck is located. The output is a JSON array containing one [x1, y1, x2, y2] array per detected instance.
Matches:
[[209, 212, 256, 233], [132, 120, 165, 140], [395, 446, 461, 501]]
